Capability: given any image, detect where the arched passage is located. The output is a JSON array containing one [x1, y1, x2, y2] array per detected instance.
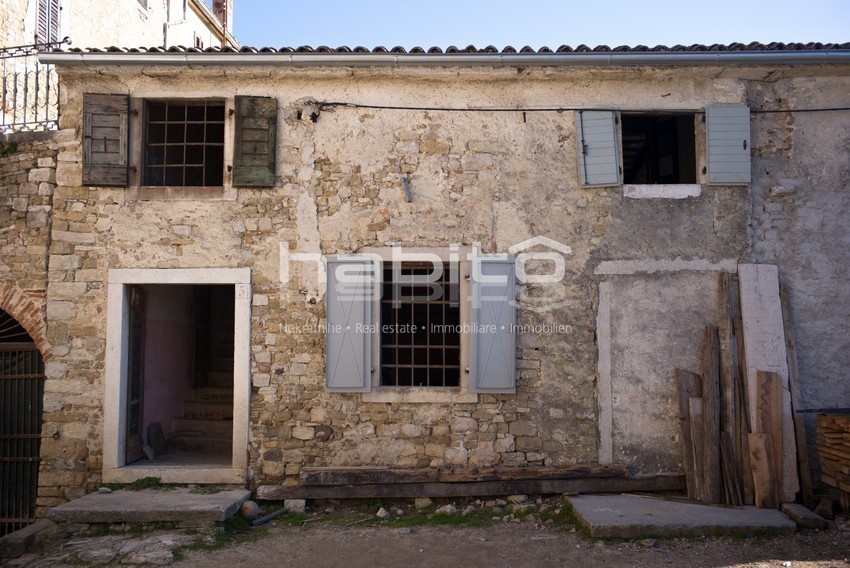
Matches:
[[0, 309, 45, 537]]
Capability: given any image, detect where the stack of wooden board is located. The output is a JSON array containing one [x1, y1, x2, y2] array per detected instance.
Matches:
[[675, 265, 812, 509], [817, 414, 850, 509]]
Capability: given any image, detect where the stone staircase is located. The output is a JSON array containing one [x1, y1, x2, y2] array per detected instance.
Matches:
[[167, 340, 234, 455]]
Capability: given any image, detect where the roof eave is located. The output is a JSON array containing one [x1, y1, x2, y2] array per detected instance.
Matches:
[[38, 50, 850, 67]]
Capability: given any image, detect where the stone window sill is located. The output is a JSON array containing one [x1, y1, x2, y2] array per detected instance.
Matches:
[[362, 387, 478, 404], [126, 186, 237, 201], [623, 184, 702, 199]]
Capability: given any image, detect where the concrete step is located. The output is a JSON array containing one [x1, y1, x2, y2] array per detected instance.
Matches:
[[183, 400, 232, 420], [167, 432, 232, 454], [206, 371, 233, 388], [192, 387, 233, 402], [172, 417, 233, 437], [47, 488, 250, 525]]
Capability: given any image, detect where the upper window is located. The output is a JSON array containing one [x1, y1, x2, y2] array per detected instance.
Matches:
[[575, 106, 751, 188], [621, 114, 696, 185], [82, 94, 278, 189], [143, 101, 225, 187]]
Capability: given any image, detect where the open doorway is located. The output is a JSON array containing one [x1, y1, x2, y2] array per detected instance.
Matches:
[[103, 268, 250, 485], [124, 284, 235, 468]]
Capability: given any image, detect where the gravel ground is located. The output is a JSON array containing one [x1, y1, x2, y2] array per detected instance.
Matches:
[[11, 502, 850, 567], [178, 523, 850, 568]]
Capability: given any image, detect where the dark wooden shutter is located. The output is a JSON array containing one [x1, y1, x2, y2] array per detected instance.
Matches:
[[326, 257, 376, 393], [83, 94, 129, 187], [469, 257, 517, 394], [233, 96, 277, 187]]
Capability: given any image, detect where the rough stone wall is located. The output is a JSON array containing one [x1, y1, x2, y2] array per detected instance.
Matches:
[[747, 76, 850, 471], [31, 65, 760, 499], [0, 0, 28, 47]]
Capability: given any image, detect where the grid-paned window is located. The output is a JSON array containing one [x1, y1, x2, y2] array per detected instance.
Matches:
[[144, 101, 225, 187], [380, 263, 460, 387]]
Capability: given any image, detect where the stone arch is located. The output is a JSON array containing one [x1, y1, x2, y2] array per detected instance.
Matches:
[[0, 283, 51, 361]]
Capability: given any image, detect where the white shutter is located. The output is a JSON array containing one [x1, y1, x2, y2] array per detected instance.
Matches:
[[575, 110, 621, 187], [326, 257, 377, 392], [470, 257, 516, 394], [706, 105, 751, 185]]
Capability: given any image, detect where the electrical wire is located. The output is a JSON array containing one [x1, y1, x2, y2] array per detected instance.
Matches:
[[318, 101, 850, 115]]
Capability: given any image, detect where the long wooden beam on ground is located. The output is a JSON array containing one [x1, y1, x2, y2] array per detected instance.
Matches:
[[256, 474, 686, 501], [299, 464, 631, 486]]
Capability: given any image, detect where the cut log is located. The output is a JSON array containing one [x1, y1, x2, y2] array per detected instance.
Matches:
[[299, 464, 631, 486], [701, 327, 724, 504], [675, 369, 702, 500], [756, 371, 784, 501], [780, 283, 814, 510], [749, 432, 779, 509], [689, 397, 705, 502], [739, 264, 799, 503]]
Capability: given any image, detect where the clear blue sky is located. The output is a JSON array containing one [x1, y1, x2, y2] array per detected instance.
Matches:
[[232, 0, 849, 49]]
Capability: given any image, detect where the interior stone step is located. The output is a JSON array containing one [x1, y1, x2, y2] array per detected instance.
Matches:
[[167, 432, 232, 454], [192, 387, 234, 401], [172, 417, 233, 437], [209, 356, 234, 372], [206, 371, 234, 388], [183, 400, 233, 420]]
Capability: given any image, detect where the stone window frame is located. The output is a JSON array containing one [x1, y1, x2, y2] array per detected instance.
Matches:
[[361, 246, 477, 404], [126, 96, 237, 201], [102, 268, 251, 484]]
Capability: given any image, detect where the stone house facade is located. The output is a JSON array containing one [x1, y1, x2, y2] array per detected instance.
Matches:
[[1, 43, 848, 517], [0, 0, 236, 50]]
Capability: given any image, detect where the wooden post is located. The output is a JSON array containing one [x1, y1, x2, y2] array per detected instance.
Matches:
[[749, 432, 779, 508], [756, 371, 784, 502], [739, 264, 799, 503], [780, 283, 814, 510], [676, 369, 702, 500], [701, 327, 723, 504], [689, 397, 706, 502]]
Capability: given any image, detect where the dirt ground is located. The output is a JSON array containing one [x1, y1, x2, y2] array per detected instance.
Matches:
[[180, 522, 850, 568]]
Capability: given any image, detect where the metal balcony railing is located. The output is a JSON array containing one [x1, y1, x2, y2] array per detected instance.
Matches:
[[1, 38, 70, 134]]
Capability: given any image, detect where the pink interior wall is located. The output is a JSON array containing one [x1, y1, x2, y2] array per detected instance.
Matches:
[[142, 285, 195, 440]]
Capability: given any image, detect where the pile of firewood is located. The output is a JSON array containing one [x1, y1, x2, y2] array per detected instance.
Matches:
[[675, 266, 812, 509], [817, 414, 850, 509]]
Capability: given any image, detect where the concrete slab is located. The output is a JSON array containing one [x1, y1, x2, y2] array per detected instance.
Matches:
[[567, 495, 797, 538], [47, 488, 250, 524], [0, 519, 55, 560]]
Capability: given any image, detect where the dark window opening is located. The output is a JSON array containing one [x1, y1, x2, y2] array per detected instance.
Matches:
[[144, 101, 225, 187], [380, 263, 460, 387], [621, 114, 696, 184]]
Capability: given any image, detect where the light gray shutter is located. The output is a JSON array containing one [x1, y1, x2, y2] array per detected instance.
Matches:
[[233, 96, 277, 187], [326, 257, 376, 392], [83, 94, 129, 187], [470, 257, 516, 394], [706, 105, 751, 185], [575, 110, 621, 187]]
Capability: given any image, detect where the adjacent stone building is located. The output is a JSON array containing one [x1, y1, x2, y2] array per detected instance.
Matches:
[[1, 42, 849, 523]]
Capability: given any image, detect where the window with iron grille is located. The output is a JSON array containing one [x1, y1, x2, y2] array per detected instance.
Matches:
[[143, 101, 225, 187], [380, 262, 460, 387]]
